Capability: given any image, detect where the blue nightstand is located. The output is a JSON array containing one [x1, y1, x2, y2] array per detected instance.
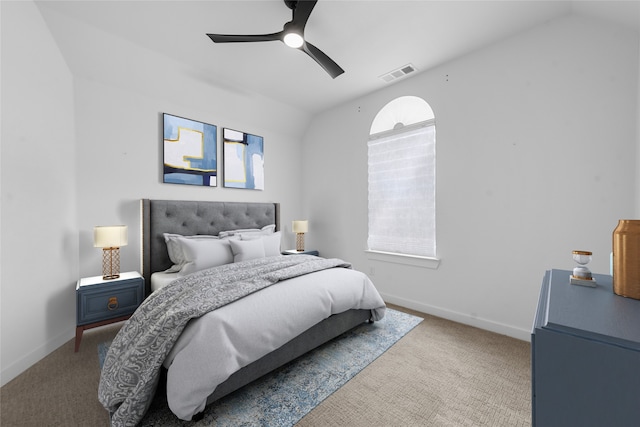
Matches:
[[75, 271, 144, 352]]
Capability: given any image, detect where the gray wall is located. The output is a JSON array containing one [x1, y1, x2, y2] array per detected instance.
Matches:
[[301, 14, 639, 340]]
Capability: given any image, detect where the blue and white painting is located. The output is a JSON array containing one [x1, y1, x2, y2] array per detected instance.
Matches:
[[223, 128, 264, 190], [163, 113, 217, 186]]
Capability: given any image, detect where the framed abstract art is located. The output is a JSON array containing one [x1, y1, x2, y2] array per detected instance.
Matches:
[[163, 113, 217, 186], [223, 128, 264, 190]]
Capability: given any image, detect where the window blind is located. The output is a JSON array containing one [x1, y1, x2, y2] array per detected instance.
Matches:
[[367, 124, 436, 257]]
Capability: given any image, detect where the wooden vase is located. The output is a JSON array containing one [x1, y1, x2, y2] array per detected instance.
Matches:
[[612, 219, 640, 299]]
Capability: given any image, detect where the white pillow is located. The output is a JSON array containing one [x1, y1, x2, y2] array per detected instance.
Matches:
[[163, 233, 219, 272], [239, 231, 282, 257], [229, 238, 266, 262], [218, 224, 276, 239], [178, 238, 234, 277]]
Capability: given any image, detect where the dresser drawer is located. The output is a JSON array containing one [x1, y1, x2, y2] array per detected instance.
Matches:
[[77, 278, 144, 325]]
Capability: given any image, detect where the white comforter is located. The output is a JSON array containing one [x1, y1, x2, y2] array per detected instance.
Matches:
[[163, 267, 386, 420]]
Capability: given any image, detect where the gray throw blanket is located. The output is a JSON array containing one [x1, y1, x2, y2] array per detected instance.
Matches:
[[98, 255, 351, 427]]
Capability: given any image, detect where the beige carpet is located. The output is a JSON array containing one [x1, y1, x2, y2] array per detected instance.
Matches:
[[1, 305, 531, 426]]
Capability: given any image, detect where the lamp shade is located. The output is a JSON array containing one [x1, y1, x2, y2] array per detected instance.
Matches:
[[292, 220, 308, 233], [94, 225, 128, 248]]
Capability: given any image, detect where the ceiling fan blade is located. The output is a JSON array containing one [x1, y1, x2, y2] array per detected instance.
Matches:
[[302, 41, 344, 78], [291, 0, 317, 28], [207, 32, 282, 43]]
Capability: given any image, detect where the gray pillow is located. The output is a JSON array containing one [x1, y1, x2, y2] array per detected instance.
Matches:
[[239, 231, 282, 257], [163, 233, 219, 273], [229, 238, 266, 262], [177, 238, 234, 277]]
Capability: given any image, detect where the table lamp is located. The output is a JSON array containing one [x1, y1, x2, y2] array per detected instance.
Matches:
[[94, 225, 128, 279], [292, 220, 308, 252]]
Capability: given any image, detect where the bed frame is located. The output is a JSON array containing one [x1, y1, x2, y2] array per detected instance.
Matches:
[[141, 199, 372, 413]]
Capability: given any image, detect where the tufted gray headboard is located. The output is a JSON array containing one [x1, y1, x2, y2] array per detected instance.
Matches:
[[141, 199, 280, 296]]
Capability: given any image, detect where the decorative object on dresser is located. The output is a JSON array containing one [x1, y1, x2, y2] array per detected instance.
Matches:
[[94, 225, 128, 280], [75, 271, 144, 352], [569, 250, 596, 287], [532, 269, 640, 426], [612, 219, 640, 300], [292, 220, 308, 251], [163, 113, 218, 187], [222, 128, 264, 190]]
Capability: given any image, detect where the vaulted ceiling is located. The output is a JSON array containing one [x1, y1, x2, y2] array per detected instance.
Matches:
[[36, 1, 640, 114]]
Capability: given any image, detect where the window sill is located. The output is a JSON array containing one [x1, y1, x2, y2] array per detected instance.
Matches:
[[365, 250, 440, 269]]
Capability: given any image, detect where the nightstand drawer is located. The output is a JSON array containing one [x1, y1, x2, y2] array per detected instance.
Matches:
[[77, 278, 144, 325]]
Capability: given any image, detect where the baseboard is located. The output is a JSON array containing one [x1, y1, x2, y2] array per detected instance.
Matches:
[[0, 327, 74, 387], [380, 292, 531, 342]]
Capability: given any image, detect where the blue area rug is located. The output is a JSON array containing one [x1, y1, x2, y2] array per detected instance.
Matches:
[[98, 308, 422, 426]]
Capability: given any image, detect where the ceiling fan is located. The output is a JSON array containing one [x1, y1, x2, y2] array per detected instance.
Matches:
[[206, 0, 344, 79]]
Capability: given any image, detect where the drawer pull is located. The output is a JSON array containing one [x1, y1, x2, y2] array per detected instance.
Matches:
[[107, 297, 119, 311]]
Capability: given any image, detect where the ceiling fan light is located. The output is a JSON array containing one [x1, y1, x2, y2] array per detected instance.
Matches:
[[283, 32, 304, 48]]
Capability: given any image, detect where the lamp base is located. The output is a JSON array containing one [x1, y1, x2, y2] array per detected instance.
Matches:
[[296, 233, 305, 252], [102, 247, 121, 280]]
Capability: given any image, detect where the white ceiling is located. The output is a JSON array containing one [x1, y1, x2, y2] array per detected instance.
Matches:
[[36, 1, 640, 115]]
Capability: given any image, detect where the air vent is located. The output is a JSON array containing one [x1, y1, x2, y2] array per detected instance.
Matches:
[[379, 64, 417, 83]]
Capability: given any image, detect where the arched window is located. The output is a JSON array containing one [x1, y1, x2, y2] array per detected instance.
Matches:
[[367, 96, 436, 259]]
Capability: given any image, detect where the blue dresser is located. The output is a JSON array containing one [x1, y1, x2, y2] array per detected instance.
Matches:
[[75, 271, 144, 352], [532, 269, 640, 426]]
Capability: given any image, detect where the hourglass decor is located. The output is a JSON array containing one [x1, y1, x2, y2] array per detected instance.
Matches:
[[570, 250, 596, 287]]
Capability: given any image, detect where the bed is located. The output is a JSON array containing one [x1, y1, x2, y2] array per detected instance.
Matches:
[[98, 199, 386, 426]]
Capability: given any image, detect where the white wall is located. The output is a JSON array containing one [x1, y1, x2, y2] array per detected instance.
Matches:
[[35, 4, 313, 278], [1, 1, 310, 386], [73, 77, 308, 279], [1, 1, 78, 385], [302, 15, 639, 340], [2, 1, 638, 387], [637, 36, 640, 217]]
